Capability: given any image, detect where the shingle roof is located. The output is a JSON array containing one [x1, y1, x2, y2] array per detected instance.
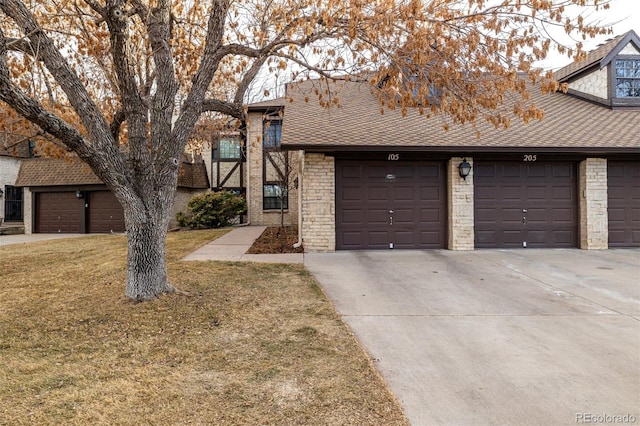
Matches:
[[16, 158, 210, 189], [554, 30, 640, 82], [15, 158, 102, 186], [279, 78, 640, 152], [178, 161, 210, 189], [247, 98, 285, 111]]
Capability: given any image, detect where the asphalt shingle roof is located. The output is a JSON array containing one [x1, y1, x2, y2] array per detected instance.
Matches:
[[279, 78, 640, 152], [16, 158, 210, 189]]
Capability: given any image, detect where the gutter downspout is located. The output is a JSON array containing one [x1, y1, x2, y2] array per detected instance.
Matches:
[[293, 150, 303, 248]]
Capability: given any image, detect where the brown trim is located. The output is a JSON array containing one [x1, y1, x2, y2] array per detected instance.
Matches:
[[284, 145, 640, 155]]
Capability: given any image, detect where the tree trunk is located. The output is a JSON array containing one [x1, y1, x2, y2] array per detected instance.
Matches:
[[124, 209, 175, 301]]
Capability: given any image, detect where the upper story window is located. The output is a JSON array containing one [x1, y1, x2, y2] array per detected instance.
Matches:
[[263, 120, 282, 148], [218, 136, 241, 159], [615, 59, 640, 97]]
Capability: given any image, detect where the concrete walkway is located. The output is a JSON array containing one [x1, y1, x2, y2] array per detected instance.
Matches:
[[182, 225, 304, 264]]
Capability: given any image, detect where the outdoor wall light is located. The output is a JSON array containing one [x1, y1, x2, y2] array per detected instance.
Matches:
[[75, 190, 84, 199], [458, 158, 472, 180]]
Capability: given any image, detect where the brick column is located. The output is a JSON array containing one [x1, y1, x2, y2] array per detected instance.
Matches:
[[448, 157, 474, 250], [579, 158, 608, 249], [301, 153, 335, 252], [24, 188, 33, 234]]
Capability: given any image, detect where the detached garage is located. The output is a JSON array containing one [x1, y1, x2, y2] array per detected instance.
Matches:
[[35, 190, 126, 233], [16, 157, 209, 234]]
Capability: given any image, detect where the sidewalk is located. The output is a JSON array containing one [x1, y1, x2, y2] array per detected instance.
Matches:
[[182, 225, 304, 264]]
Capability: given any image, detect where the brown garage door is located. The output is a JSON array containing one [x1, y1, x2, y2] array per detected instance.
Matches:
[[36, 192, 83, 233], [608, 161, 640, 247], [336, 160, 446, 250], [474, 162, 578, 248], [88, 191, 125, 233]]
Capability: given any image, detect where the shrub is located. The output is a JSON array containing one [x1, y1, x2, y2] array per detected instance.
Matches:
[[177, 191, 247, 229]]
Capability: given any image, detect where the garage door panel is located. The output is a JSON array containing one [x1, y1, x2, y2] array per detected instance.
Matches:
[[341, 186, 364, 201], [368, 209, 389, 224], [420, 208, 440, 222], [552, 164, 573, 177], [418, 165, 440, 178], [608, 161, 640, 247], [394, 209, 415, 223], [341, 209, 364, 224], [394, 186, 415, 201], [552, 186, 573, 201], [367, 186, 388, 200], [502, 165, 522, 177], [475, 162, 577, 248], [336, 160, 446, 250], [525, 186, 548, 200], [341, 165, 363, 178]]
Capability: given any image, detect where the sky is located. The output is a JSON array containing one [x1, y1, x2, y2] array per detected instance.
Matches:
[[537, 0, 640, 70]]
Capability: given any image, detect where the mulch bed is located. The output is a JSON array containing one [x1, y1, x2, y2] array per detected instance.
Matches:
[[247, 226, 304, 254]]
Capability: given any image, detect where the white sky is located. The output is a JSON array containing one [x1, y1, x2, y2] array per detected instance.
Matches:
[[536, 0, 640, 70]]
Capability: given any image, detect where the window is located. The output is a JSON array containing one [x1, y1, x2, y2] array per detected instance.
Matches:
[[3, 185, 23, 221], [218, 136, 241, 159], [263, 184, 288, 210], [263, 120, 282, 148], [615, 59, 640, 97]]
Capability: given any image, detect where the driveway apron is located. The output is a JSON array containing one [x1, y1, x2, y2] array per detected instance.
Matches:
[[304, 249, 640, 426]]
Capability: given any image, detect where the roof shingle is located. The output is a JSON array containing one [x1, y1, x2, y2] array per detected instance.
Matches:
[[16, 158, 210, 189], [279, 78, 640, 152]]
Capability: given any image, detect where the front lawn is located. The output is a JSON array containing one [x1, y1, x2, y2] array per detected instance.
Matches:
[[0, 230, 407, 425]]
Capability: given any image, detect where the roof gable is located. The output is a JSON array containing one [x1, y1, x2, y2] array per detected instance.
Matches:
[[555, 30, 640, 82]]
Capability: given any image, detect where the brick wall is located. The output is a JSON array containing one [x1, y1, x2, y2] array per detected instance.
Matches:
[[301, 153, 335, 252], [579, 158, 608, 249], [447, 157, 475, 250], [246, 112, 299, 226], [23, 188, 32, 234]]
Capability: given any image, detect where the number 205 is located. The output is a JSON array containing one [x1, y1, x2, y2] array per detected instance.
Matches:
[[523, 154, 537, 162]]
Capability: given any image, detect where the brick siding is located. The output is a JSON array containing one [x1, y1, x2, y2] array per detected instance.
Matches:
[[579, 158, 608, 249], [301, 153, 335, 252], [447, 157, 475, 250]]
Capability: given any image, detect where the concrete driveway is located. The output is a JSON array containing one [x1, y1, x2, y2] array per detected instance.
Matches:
[[304, 249, 640, 426]]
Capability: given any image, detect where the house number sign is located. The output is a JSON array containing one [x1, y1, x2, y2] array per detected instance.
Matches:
[[523, 154, 538, 162], [388, 153, 400, 160]]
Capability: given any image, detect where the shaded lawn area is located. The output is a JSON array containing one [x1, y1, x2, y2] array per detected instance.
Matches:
[[0, 230, 407, 425]]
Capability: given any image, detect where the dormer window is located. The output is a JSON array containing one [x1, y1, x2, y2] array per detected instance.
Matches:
[[615, 59, 640, 98]]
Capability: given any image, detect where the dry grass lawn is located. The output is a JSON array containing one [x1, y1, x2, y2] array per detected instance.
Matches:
[[0, 230, 408, 425]]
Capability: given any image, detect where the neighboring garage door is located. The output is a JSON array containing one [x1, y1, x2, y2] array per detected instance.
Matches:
[[608, 161, 640, 247], [36, 192, 83, 233], [474, 162, 578, 248], [336, 160, 446, 249], [88, 191, 126, 233]]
